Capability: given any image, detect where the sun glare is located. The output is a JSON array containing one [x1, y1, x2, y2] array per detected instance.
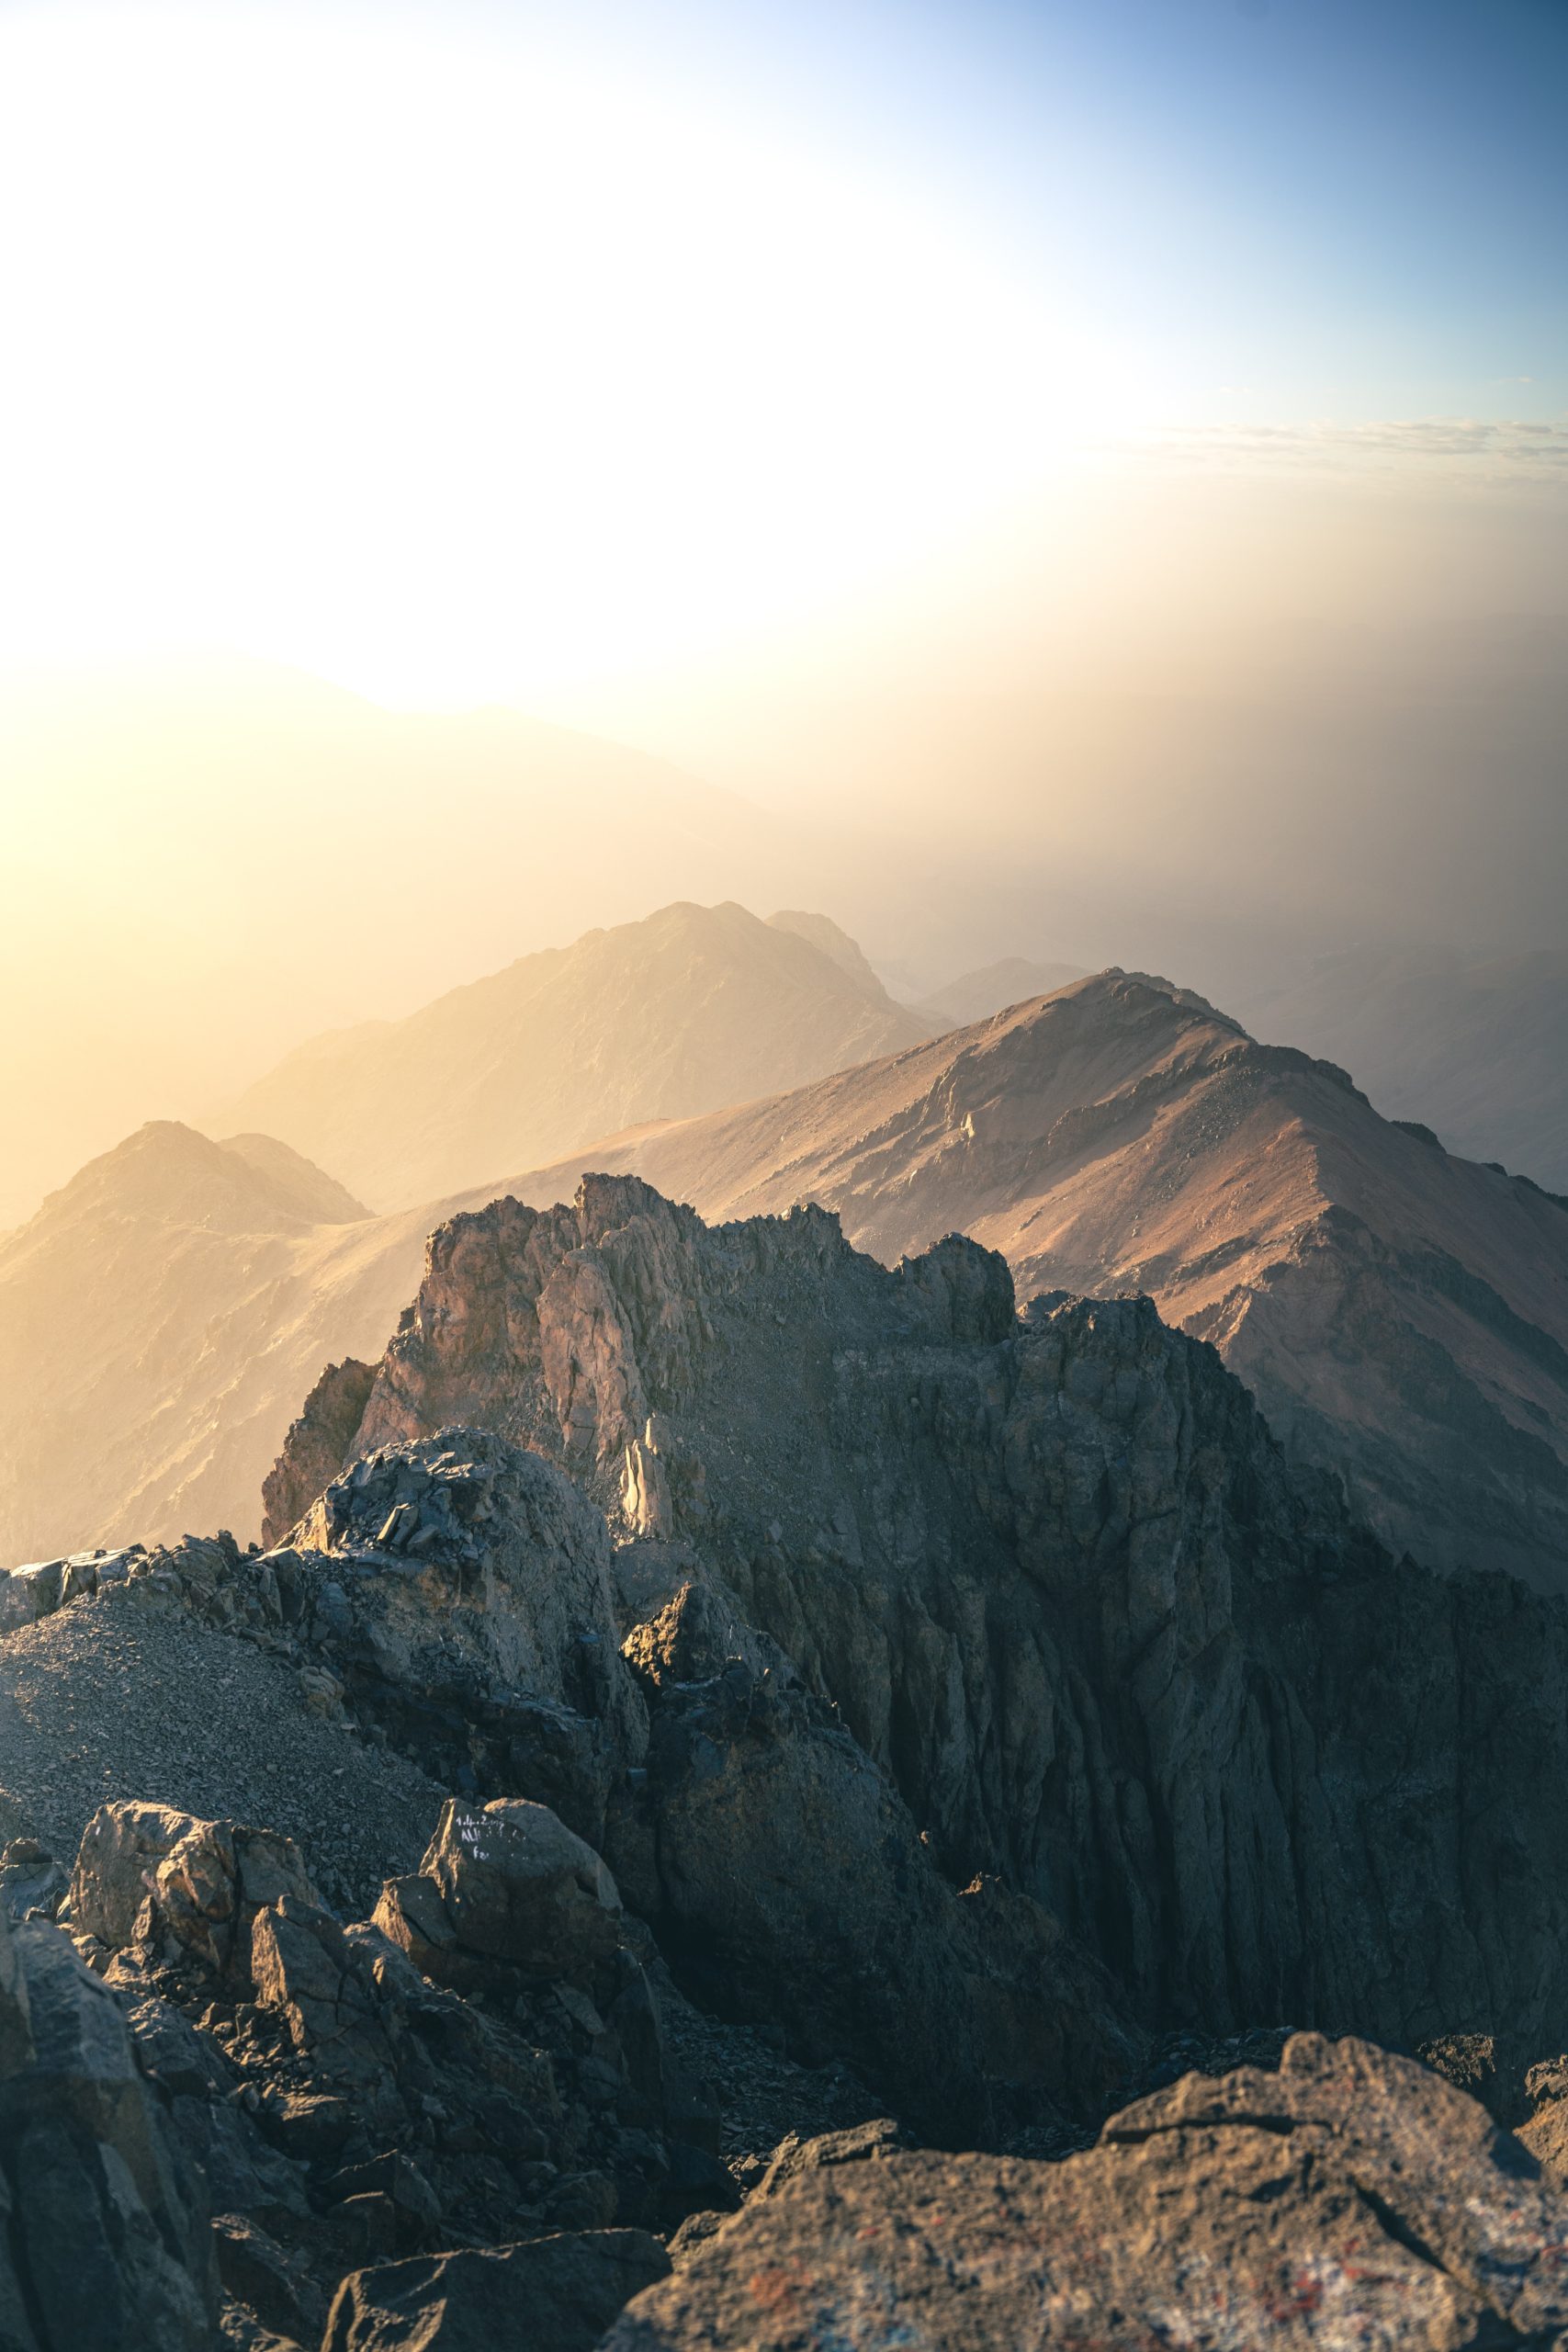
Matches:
[[0, 4, 1119, 706]]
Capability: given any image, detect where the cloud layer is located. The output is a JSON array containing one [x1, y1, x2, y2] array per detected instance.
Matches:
[[1125, 415, 1568, 485]]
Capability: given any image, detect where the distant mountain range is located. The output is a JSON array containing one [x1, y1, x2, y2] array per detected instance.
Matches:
[[6, 914, 1567, 1597], [900, 955, 1089, 1027], [219, 901, 935, 1211], [0, 1123, 439, 1563], [0, 904, 933, 1556], [1238, 944, 1568, 1193]]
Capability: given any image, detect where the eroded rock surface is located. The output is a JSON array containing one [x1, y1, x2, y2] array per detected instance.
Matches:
[[609, 2036, 1568, 2352], [0, 1898, 218, 2349], [268, 1177, 1568, 2064]]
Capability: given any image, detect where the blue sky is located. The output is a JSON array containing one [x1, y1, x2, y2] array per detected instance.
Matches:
[[0, 0, 1562, 709], [468, 0, 1568, 423]]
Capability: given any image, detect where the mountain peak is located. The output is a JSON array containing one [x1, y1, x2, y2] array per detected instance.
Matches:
[[219, 899, 934, 1212], [21, 1120, 366, 1238], [766, 909, 890, 1001]]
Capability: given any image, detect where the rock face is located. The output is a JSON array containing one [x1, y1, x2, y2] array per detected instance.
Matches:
[[263, 1435, 1138, 2138], [0, 1899, 219, 2348], [272, 1176, 1568, 2065], [608, 2035, 1568, 2352], [321, 2231, 671, 2352], [262, 1358, 378, 1550], [497, 969, 1568, 1589]]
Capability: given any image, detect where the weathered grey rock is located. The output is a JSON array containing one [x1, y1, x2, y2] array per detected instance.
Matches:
[[0, 1559, 64, 1630], [620, 1646, 1138, 2137], [609, 2036, 1568, 2352], [0, 1838, 64, 1925], [322, 2228, 670, 2352], [387, 1798, 625, 1989], [0, 1902, 31, 2083], [273, 1430, 649, 1811], [270, 1177, 1568, 2065], [751, 2115, 908, 2199], [262, 1355, 378, 1548], [622, 1580, 794, 1693], [70, 1800, 319, 1975], [212, 2212, 325, 2346], [1520, 2062, 1568, 2182], [0, 1910, 218, 2350], [67, 1799, 200, 1949]]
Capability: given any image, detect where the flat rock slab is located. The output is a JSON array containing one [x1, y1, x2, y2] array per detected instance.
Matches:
[[607, 2035, 1568, 2350], [323, 2229, 670, 2352]]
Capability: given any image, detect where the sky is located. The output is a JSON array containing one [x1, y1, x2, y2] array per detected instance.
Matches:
[[1, 0, 1565, 1222], [0, 0, 1563, 716]]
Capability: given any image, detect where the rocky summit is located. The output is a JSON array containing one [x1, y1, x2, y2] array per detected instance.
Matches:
[[5, 1177, 1568, 2346], [502, 968, 1568, 1591]]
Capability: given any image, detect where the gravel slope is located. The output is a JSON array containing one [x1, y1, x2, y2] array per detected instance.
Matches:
[[0, 1589, 446, 1908]]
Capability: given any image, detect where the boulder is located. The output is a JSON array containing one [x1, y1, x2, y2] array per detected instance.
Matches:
[[0, 1838, 65, 1925], [606, 2036, 1568, 2352], [0, 1559, 64, 1629], [321, 2229, 670, 2352], [387, 1798, 625, 1989], [212, 2213, 325, 2346], [621, 1580, 793, 1693], [67, 1801, 200, 1950], [70, 1801, 319, 1974]]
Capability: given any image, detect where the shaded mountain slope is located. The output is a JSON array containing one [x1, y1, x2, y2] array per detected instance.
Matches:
[[1239, 943, 1568, 1193], [502, 973, 1568, 1589], [0, 1124, 440, 1560], [916, 953, 1087, 1025], [220, 899, 934, 1211]]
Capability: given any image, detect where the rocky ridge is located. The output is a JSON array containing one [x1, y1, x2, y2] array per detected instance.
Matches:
[[9, 1182, 1568, 2343], [269, 1177, 1568, 2066], [6, 1440, 1568, 2346], [498, 968, 1568, 1589]]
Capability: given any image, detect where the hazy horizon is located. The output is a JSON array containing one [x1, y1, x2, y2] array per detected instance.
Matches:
[[3, 0, 1565, 1222]]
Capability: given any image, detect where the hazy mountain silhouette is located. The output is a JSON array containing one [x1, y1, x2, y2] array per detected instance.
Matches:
[[1240, 945, 1568, 1193], [219, 900, 934, 1210], [0, 1124, 423, 1561], [915, 954, 1088, 1025]]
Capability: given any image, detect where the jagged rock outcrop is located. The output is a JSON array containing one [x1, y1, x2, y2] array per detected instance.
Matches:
[[494, 969, 1568, 1589], [609, 2035, 1568, 2352], [263, 1438, 1138, 2137], [262, 1359, 378, 1549], [270, 1176, 1568, 2066], [62, 1790, 725, 2335], [0, 1898, 219, 2348], [612, 1583, 1138, 2139]]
